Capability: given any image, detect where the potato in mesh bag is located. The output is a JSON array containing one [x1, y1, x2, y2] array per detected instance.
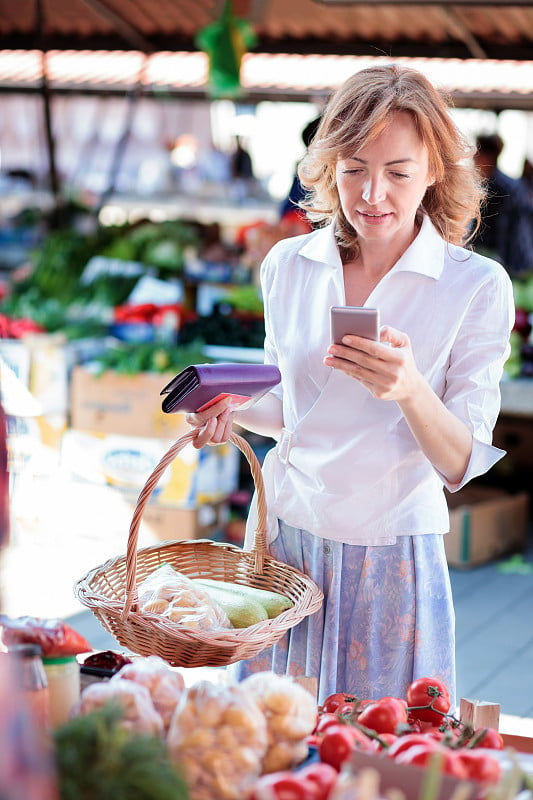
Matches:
[[73, 679, 164, 736], [137, 563, 232, 631], [167, 680, 267, 800], [240, 671, 318, 773], [111, 655, 185, 731]]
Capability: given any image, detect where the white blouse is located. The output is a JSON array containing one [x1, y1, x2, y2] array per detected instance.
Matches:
[[249, 215, 515, 546]]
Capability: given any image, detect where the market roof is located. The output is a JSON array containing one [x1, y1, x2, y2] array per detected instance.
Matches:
[[1, 48, 533, 110], [1, 0, 533, 62], [0, 50, 533, 110]]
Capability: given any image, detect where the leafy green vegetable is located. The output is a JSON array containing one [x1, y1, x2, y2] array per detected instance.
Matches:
[[53, 704, 189, 800], [512, 273, 533, 313], [91, 340, 210, 375], [223, 285, 264, 314], [110, 220, 200, 273], [0, 289, 109, 337], [2, 218, 201, 322]]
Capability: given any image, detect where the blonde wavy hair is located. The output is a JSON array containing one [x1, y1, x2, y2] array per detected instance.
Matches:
[[299, 64, 483, 258]]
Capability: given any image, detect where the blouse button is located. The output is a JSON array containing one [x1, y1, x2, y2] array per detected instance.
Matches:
[[323, 544, 331, 555]]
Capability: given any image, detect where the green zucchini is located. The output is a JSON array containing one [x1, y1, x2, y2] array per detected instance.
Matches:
[[195, 581, 268, 628], [195, 578, 293, 619]]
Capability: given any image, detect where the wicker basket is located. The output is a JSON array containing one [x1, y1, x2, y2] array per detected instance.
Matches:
[[74, 430, 324, 668]]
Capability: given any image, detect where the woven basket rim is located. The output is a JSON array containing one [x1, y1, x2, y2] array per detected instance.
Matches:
[[75, 540, 323, 627]]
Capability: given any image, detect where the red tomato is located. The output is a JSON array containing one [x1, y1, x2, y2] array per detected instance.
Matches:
[[406, 677, 451, 726], [471, 728, 505, 750], [387, 733, 440, 759], [297, 763, 338, 800], [357, 697, 408, 735], [322, 693, 356, 714], [424, 724, 461, 744], [373, 732, 398, 751], [441, 750, 470, 780], [319, 724, 373, 771], [381, 696, 408, 710], [249, 771, 321, 800], [337, 702, 358, 718], [455, 750, 502, 785], [315, 713, 344, 735], [406, 714, 423, 732], [395, 743, 444, 769], [397, 744, 469, 781], [423, 727, 446, 741]]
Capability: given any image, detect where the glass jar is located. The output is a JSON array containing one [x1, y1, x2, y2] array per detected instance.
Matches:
[[42, 655, 80, 727], [9, 643, 49, 726]]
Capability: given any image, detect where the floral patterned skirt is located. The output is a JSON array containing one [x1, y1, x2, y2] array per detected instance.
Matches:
[[232, 520, 456, 708]]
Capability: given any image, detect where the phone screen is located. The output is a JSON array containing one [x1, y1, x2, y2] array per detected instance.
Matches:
[[330, 306, 379, 344]]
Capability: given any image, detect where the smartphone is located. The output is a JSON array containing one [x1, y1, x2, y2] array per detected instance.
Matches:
[[330, 306, 380, 344]]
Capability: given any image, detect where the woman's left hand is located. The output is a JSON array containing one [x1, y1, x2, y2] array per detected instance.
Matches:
[[324, 325, 422, 402]]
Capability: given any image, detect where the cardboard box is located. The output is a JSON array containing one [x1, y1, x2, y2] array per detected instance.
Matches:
[[25, 332, 69, 415], [492, 413, 533, 472], [343, 749, 477, 800], [70, 366, 188, 439], [2, 334, 116, 447], [0, 339, 31, 386], [61, 429, 240, 507], [445, 486, 529, 568]]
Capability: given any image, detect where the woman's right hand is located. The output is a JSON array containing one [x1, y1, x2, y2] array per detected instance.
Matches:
[[185, 396, 235, 449]]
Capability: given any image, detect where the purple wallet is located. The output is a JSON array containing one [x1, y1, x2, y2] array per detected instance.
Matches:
[[160, 362, 281, 414]]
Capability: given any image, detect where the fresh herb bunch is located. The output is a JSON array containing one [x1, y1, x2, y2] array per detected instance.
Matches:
[[53, 704, 189, 800]]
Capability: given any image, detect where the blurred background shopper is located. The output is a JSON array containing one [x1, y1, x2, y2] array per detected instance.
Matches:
[[471, 133, 533, 277]]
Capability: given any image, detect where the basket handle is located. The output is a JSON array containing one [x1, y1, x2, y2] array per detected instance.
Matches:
[[122, 430, 268, 618]]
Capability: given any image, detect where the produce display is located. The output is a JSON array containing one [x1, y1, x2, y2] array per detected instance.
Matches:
[[0, 213, 265, 349], [52, 657, 533, 800], [64, 661, 319, 800], [265, 677, 520, 800], [5, 613, 530, 800]]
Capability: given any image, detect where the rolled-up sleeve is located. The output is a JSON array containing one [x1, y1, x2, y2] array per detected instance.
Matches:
[[439, 266, 515, 492]]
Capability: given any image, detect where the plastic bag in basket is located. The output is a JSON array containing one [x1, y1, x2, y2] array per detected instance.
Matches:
[[137, 564, 233, 631]]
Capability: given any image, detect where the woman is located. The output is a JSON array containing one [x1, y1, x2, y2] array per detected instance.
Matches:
[[187, 65, 514, 706]]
